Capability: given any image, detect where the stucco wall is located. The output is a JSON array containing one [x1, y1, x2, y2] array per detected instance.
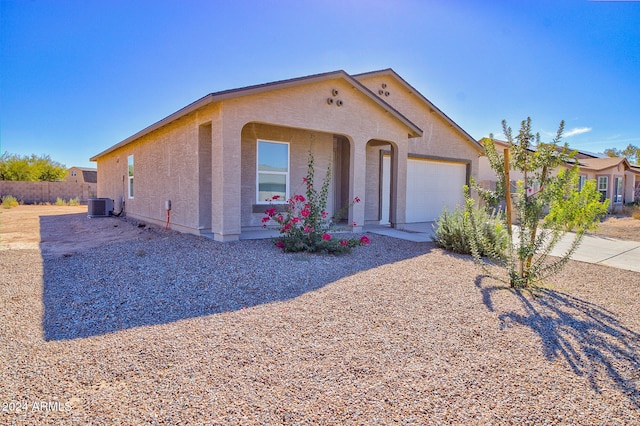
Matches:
[[356, 75, 481, 173], [95, 106, 219, 232]]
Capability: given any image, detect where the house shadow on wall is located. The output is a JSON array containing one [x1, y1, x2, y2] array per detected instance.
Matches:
[[476, 275, 640, 409], [40, 214, 434, 341]]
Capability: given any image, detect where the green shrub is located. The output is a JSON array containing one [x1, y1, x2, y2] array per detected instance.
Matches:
[[55, 197, 67, 206], [1, 195, 19, 208], [433, 204, 508, 259], [69, 197, 81, 206]]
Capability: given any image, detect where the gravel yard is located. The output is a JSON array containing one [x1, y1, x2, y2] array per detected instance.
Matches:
[[1, 207, 639, 424]]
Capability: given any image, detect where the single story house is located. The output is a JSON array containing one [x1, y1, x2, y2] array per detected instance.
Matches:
[[91, 69, 483, 241], [477, 139, 639, 210]]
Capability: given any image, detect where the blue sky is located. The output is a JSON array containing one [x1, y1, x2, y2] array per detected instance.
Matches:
[[1, 0, 639, 168]]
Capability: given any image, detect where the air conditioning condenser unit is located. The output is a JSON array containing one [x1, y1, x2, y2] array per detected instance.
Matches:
[[88, 198, 114, 218]]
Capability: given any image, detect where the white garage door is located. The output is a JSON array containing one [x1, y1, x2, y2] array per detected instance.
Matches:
[[381, 156, 467, 223]]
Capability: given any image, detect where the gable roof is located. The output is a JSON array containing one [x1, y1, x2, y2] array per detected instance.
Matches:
[[578, 156, 632, 172], [481, 138, 624, 168], [82, 170, 97, 183], [69, 166, 97, 172], [91, 70, 423, 161], [354, 69, 483, 152]]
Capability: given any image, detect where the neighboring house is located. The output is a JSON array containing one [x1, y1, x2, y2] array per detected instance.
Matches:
[[477, 139, 638, 210], [91, 69, 483, 241], [65, 167, 97, 184], [578, 157, 638, 208], [632, 164, 640, 200]]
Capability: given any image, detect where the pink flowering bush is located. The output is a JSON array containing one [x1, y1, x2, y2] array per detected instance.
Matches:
[[263, 153, 371, 254]]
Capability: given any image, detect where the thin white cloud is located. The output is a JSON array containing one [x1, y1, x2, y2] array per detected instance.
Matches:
[[564, 127, 592, 137]]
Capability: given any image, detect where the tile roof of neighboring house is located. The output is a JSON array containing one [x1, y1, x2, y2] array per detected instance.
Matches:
[[82, 170, 97, 183], [480, 138, 619, 164], [91, 70, 424, 161], [577, 156, 631, 171], [72, 167, 97, 171]]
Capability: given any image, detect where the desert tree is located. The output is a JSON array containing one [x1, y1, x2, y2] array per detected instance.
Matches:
[[467, 118, 609, 288], [0, 152, 67, 181]]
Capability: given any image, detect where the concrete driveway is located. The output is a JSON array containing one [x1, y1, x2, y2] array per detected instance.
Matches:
[[367, 222, 640, 273]]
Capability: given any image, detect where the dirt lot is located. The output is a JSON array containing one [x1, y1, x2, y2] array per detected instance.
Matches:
[[590, 215, 640, 241], [0, 205, 154, 257]]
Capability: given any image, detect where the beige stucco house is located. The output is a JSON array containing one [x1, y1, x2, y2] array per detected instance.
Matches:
[[91, 69, 483, 241], [477, 139, 639, 210]]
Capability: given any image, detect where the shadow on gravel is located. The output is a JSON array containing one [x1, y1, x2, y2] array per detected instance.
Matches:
[[40, 218, 433, 341], [476, 275, 640, 408]]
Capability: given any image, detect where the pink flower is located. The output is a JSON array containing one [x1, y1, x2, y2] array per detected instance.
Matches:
[[359, 235, 370, 245], [291, 217, 300, 224], [265, 207, 277, 217], [340, 240, 348, 247], [322, 233, 331, 241], [304, 226, 314, 233], [301, 209, 310, 218], [321, 211, 328, 218], [276, 240, 285, 248], [283, 223, 291, 231], [352, 221, 357, 227], [271, 195, 281, 200], [302, 177, 308, 183], [295, 194, 306, 203], [261, 217, 270, 223], [354, 196, 361, 203], [277, 215, 284, 222]]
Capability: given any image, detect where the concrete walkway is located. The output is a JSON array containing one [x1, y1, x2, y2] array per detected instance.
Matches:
[[366, 222, 640, 273]]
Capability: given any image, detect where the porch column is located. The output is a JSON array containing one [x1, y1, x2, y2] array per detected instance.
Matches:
[[390, 142, 408, 229], [349, 137, 367, 232], [211, 123, 242, 241]]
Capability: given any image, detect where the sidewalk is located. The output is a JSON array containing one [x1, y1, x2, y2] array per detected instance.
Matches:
[[366, 222, 640, 273]]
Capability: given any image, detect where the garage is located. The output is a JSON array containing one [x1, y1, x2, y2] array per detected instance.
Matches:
[[381, 155, 468, 223]]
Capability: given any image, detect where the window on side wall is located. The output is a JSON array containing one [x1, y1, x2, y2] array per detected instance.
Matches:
[[257, 140, 289, 203], [614, 177, 623, 204], [128, 155, 134, 199], [597, 176, 608, 202], [578, 175, 586, 191]]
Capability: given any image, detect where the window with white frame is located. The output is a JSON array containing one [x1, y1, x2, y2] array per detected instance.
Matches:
[[614, 177, 623, 204], [578, 175, 586, 191], [257, 140, 289, 203], [597, 176, 608, 202], [128, 155, 134, 199]]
